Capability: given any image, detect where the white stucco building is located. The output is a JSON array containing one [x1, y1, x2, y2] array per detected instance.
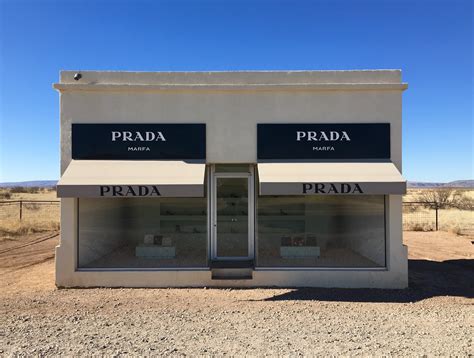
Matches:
[[54, 70, 408, 288]]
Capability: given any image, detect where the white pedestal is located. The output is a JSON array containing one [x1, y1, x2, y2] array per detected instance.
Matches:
[[135, 245, 176, 258], [280, 246, 320, 258]]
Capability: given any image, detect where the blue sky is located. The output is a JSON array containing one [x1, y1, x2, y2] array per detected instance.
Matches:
[[0, 0, 472, 182]]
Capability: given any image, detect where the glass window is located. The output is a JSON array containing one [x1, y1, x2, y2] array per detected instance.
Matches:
[[257, 196, 385, 267], [216, 177, 249, 257], [78, 197, 207, 268]]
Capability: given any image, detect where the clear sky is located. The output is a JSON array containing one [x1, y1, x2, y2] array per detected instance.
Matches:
[[0, 0, 472, 183]]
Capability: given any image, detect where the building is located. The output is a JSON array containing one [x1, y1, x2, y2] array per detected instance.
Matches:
[[53, 70, 408, 288]]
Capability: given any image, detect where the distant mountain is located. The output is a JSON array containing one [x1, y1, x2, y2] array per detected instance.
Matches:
[[408, 180, 473, 188], [445, 180, 474, 188], [0, 180, 57, 188], [408, 182, 443, 188]]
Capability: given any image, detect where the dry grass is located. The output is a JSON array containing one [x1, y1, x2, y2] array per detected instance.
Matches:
[[403, 206, 473, 233], [403, 188, 473, 234], [0, 188, 57, 201], [0, 220, 60, 239], [0, 188, 59, 238]]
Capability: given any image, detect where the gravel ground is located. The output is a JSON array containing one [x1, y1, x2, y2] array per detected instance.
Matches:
[[0, 231, 473, 356]]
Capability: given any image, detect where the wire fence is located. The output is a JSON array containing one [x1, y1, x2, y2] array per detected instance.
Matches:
[[0, 200, 60, 224], [0, 200, 472, 235], [402, 202, 473, 235]]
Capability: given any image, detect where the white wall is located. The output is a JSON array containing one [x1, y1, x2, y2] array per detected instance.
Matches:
[[59, 91, 403, 171], [57, 70, 405, 173]]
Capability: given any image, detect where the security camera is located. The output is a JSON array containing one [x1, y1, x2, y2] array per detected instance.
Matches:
[[74, 73, 82, 81]]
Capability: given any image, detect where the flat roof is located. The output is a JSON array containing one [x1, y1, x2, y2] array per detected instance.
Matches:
[[54, 70, 408, 93], [57, 69, 404, 85]]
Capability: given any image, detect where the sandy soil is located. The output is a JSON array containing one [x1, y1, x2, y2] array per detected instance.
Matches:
[[406, 231, 474, 261], [0, 231, 472, 356]]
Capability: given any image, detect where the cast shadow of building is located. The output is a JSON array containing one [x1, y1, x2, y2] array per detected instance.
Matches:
[[253, 259, 473, 303]]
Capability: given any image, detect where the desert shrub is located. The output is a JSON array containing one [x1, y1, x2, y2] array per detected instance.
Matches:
[[415, 189, 473, 210], [0, 191, 11, 200], [24, 203, 41, 210], [9, 186, 40, 194], [403, 204, 420, 213], [405, 222, 433, 232], [452, 195, 474, 210], [10, 186, 28, 193], [448, 225, 463, 235], [416, 189, 453, 209]]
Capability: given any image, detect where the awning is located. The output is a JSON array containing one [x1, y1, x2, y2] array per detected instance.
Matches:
[[57, 160, 206, 198], [258, 162, 406, 195]]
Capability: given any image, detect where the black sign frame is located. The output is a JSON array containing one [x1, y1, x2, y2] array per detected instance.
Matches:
[[257, 123, 390, 160], [72, 123, 206, 160]]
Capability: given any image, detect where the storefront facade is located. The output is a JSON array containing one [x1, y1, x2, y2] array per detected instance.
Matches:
[[54, 70, 408, 288]]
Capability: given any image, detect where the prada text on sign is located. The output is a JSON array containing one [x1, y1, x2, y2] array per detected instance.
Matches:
[[302, 183, 364, 194], [100, 185, 161, 197]]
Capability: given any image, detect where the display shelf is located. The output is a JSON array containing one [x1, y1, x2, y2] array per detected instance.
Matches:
[[159, 215, 206, 221], [136, 245, 176, 258], [159, 199, 207, 217], [218, 196, 248, 199], [216, 198, 248, 206], [217, 215, 248, 219], [258, 228, 304, 235], [258, 215, 305, 221], [158, 232, 207, 235], [280, 246, 320, 258], [258, 199, 306, 217]]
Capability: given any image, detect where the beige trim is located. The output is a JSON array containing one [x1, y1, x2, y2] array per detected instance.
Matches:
[[58, 70, 403, 84], [258, 162, 406, 195], [57, 160, 206, 197], [53, 82, 408, 93]]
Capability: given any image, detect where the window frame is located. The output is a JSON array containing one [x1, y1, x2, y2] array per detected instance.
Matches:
[[254, 195, 388, 270], [75, 197, 210, 271]]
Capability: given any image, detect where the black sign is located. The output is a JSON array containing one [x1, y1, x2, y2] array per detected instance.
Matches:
[[257, 123, 390, 160], [72, 124, 206, 160]]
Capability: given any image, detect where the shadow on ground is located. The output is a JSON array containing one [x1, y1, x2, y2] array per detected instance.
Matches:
[[252, 259, 474, 303]]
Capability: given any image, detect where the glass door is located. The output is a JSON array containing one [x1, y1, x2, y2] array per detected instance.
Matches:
[[211, 172, 254, 260]]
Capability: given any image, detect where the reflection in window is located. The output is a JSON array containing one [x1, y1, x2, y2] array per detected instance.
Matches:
[[257, 196, 385, 267], [78, 198, 207, 268]]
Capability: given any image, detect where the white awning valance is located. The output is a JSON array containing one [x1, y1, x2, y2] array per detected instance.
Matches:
[[57, 160, 206, 198], [258, 162, 406, 195]]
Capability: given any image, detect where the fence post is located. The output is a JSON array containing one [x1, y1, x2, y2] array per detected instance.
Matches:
[[435, 207, 438, 231], [19, 200, 23, 221]]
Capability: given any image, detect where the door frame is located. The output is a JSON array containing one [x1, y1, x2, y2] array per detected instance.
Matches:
[[210, 167, 255, 261]]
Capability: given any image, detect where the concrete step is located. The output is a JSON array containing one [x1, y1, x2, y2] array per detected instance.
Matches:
[[210, 260, 254, 269], [211, 267, 253, 280], [210, 260, 254, 280]]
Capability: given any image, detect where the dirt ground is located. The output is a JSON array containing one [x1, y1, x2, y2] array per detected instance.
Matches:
[[0, 231, 472, 356]]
